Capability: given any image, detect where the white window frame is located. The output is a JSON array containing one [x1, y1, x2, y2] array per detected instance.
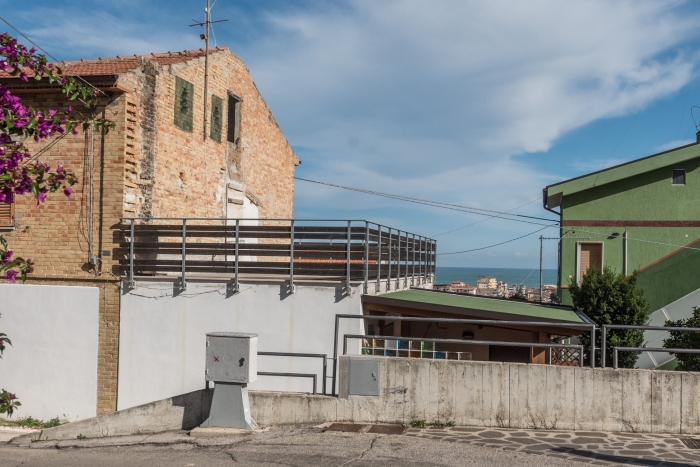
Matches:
[[576, 241, 604, 284]]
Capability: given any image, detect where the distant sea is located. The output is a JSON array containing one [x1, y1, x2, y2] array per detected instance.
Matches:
[[436, 267, 558, 288]]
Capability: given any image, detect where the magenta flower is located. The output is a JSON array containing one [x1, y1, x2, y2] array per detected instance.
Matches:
[[4, 270, 18, 283], [64, 187, 73, 197]]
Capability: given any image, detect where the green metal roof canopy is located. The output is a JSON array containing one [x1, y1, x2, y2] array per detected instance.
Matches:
[[363, 289, 589, 324]]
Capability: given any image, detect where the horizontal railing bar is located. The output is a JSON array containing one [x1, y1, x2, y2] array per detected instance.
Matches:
[[257, 372, 317, 395], [615, 346, 700, 353], [344, 334, 584, 350], [337, 314, 595, 330], [603, 325, 700, 332], [258, 352, 327, 359]]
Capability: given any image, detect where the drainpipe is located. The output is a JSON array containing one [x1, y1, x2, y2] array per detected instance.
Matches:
[[623, 230, 628, 276]]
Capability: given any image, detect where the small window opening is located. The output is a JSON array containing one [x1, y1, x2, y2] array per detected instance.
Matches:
[[227, 94, 241, 145], [672, 169, 686, 186]]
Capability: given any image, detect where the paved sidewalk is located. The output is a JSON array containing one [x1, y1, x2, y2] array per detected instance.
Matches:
[[2, 424, 700, 466], [0, 426, 591, 467], [407, 426, 700, 466]]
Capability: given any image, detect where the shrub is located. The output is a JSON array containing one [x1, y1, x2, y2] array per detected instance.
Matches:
[[663, 307, 700, 371], [569, 266, 649, 368]]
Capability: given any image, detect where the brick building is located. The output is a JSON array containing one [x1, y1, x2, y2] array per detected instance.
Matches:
[[0, 47, 299, 415]]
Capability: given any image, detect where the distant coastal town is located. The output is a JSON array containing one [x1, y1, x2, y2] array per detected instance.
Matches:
[[433, 276, 559, 304]]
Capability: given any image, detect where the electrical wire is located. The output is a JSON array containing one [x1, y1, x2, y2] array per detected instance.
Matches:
[[295, 177, 559, 226], [437, 225, 554, 255], [563, 227, 700, 252], [433, 197, 541, 237]]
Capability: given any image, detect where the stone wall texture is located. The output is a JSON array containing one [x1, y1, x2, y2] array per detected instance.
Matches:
[[0, 48, 297, 415]]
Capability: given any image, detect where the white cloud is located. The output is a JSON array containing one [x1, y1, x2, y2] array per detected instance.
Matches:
[[655, 138, 696, 152], [11, 0, 700, 266]]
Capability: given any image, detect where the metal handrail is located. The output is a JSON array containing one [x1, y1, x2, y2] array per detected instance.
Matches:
[[613, 347, 700, 369], [342, 334, 585, 368], [331, 314, 597, 395], [601, 324, 700, 368], [257, 351, 328, 395], [257, 372, 317, 395], [121, 218, 437, 294]]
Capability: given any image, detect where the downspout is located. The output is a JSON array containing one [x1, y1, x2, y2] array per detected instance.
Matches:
[[542, 188, 563, 295]]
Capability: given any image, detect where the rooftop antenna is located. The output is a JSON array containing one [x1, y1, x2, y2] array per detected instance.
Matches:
[[190, 1, 228, 142], [691, 106, 700, 143]]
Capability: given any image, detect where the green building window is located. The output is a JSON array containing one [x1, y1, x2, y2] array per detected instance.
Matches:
[[174, 76, 194, 132], [210, 94, 223, 143], [672, 169, 686, 186]]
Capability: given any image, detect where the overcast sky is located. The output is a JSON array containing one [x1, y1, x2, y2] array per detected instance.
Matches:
[[5, 0, 700, 269]]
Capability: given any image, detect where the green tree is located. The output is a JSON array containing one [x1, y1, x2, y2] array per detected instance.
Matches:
[[569, 266, 649, 368], [663, 307, 700, 371]]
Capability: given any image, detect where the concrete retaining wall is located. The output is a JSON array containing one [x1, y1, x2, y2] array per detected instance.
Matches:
[[0, 284, 100, 421], [337, 356, 700, 434]]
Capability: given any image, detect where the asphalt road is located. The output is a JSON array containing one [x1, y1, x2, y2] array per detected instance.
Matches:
[[0, 429, 593, 467]]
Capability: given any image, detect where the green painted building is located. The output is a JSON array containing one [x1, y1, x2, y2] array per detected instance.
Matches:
[[543, 139, 700, 368]]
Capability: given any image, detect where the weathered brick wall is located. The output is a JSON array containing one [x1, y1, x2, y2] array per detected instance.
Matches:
[[121, 50, 297, 222]]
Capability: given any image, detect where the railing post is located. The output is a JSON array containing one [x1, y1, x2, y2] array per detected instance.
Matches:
[[386, 229, 392, 291], [181, 219, 187, 290], [411, 233, 416, 287], [613, 348, 618, 369], [332, 314, 340, 396], [128, 219, 135, 289], [376, 226, 382, 293], [289, 220, 296, 294], [601, 325, 607, 368], [590, 326, 595, 368], [346, 220, 352, 293], [404, 232, 409, 288], [234, 219, 240, 293], [364, 222, 369, 295], [396, 230, 401, 289], [419, 236, 423, 285]]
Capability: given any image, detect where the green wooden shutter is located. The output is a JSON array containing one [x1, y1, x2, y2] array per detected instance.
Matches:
[[210, 94, 223, 142], [174, 76, 194, 132]]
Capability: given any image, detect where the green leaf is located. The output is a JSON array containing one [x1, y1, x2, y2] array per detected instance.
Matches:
[[31, 182, 39, 197]]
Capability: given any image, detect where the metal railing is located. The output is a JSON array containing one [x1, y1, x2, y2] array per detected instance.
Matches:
[[119, 218, 436, 294], [257, 372, 318, 395], [613, 347, 700, 369], [601, 324, 700, 368], [257, 351, 328, 395], [342, 334, 584, 367], [331, 314, 597, 395]]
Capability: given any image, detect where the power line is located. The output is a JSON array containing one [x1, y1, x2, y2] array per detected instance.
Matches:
[[433, 197, 541, 237], [295, 177, 559, 226], [565, 227, 700, 252], [437, 225, 553, 255]]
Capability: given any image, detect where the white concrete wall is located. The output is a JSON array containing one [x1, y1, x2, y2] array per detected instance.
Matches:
[[337, 356, 700, 434], [118, 280, 378, 411], [0, 284, 99, 421]]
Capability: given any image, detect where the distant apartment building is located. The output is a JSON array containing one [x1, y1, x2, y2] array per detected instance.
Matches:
[[477, 276, 497, 289], [434, 280, 476, 294]]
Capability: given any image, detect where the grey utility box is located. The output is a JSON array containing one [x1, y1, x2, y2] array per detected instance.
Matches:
[[201, 332, 259, 430], [348, 359, 381, 396], [206, 332, 258, 384]]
